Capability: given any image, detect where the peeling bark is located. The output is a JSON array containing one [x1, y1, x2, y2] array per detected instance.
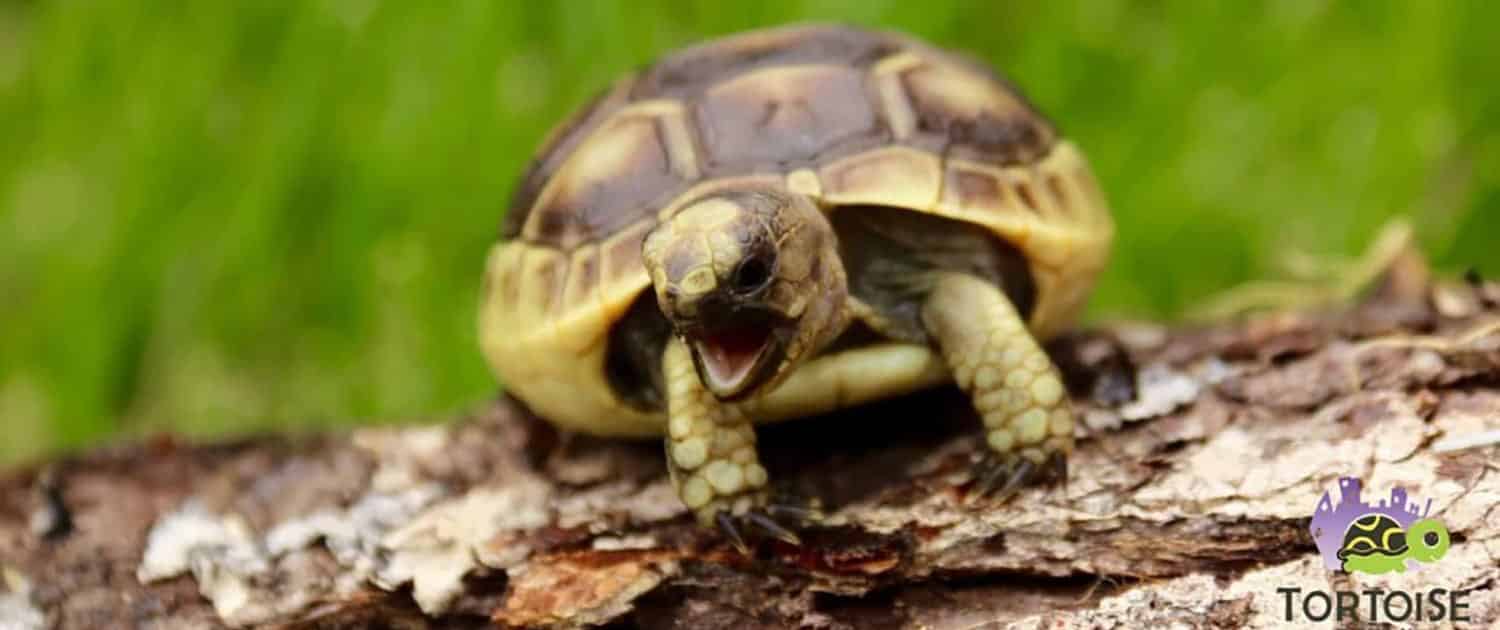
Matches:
[[3, 253, 1499, 629]]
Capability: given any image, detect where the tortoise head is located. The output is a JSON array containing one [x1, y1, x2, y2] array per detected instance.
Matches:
[[643, 188, 848, 400]]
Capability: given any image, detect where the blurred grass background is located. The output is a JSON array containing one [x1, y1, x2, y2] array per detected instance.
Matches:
[[2, 1, 1497, 467]]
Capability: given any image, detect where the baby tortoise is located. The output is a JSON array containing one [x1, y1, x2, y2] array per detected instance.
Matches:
[[480, 24, 1113, 548]]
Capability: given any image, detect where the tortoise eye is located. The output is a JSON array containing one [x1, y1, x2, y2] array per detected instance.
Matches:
[[731, 254, 772, 293]]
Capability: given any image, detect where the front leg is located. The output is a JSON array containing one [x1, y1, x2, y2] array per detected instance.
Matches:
[[662, 339, 802, 551], [921, 272, 1073, 498]]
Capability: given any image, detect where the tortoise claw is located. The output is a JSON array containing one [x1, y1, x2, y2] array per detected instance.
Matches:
[[969, 450, 1067, 504], [713, 504, 811, 556], [1049, 451, 1069, 489], [716, 511, 751, 556], [765, 490, 825, 524], [746, 512, 802, 546], [766, 503, 823, 524], [994, 458, 1037, 502], [972, 456, 1009, 496]]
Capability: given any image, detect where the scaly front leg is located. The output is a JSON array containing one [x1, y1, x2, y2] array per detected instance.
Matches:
[[662, 338, 804, 552], [921, 272, 1073, 499]]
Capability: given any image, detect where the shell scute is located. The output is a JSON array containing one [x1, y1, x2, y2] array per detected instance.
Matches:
[[941, 161, 1008, 216], [819, 146, 941, 209], [504, 76, 636, 239], [632, 24, 900, 99], [562, 244, 601, 317], [597, 221, 654, 306], [697, 64, 881, 171], [516, 247, 567, 330], [898, 59, 1055, 165], [523, 113, 687, 250]]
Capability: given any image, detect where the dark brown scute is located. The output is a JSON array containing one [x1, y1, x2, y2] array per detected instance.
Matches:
[[532, 252, 564, 314], [936, 112, 1052, 165], [1015, 180, 1039, 213], [947, 168, 1004, 211], [566, 249, 599, 305], [912, 43, 1062, 148], [503, 76, 636, 239], [695, 64, 882, 171], [631, 23, 901, 100], [531, 117, 685, 249], [900, 63, 1055, 166]]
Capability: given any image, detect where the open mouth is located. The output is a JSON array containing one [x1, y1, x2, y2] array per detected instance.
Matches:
[[690, 323, 781, 400]]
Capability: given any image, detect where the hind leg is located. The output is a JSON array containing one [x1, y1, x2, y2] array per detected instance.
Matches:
[[921, 272, 1073, 498]]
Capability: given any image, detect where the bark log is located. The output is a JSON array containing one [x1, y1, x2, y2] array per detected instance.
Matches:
[[3, 251, 1499, 629]]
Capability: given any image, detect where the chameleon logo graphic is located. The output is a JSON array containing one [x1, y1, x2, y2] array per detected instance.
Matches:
[[1309, 477, 1450, 574]]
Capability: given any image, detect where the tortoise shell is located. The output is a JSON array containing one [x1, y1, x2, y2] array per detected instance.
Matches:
[[1339, 514, 1409, 559], [480, 24, 1113, 436]]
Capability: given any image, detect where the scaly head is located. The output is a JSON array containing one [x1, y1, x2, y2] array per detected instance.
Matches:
[[643, 188, 847, 400]]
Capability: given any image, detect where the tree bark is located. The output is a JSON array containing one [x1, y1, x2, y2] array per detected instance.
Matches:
[[3, 251, 1498, 629]]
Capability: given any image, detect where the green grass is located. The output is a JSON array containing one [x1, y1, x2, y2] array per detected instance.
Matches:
[[2, 2, 1497, 466]]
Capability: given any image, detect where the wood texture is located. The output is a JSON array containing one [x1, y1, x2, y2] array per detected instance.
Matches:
[[3, 252, 1498, 629]]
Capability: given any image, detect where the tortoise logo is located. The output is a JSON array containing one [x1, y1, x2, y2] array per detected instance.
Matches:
[[1310, 477, 1450, 574]]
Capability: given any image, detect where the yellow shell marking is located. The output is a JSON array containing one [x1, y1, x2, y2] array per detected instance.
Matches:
[[870, 52, 923, 139]]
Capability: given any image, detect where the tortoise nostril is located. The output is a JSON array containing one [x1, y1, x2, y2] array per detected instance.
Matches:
[[731, 256, 772, 293]]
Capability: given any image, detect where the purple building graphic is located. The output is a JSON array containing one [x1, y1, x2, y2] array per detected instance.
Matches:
[[1309, 477, 1432, 570]]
